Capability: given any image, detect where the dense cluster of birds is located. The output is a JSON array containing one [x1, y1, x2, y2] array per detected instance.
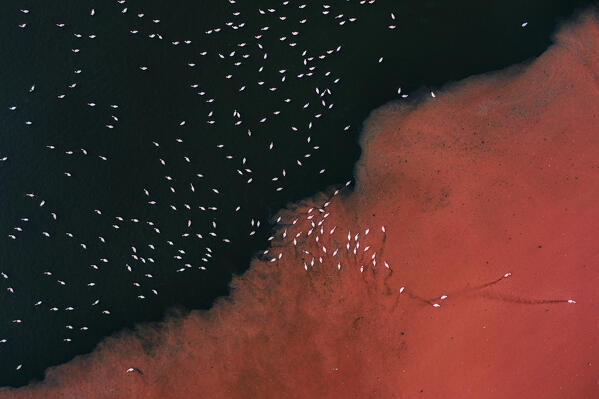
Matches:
[[1, 0, 412, 383]]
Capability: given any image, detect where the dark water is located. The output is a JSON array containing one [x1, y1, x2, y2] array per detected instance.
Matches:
[[0, 0, 593, 388]]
